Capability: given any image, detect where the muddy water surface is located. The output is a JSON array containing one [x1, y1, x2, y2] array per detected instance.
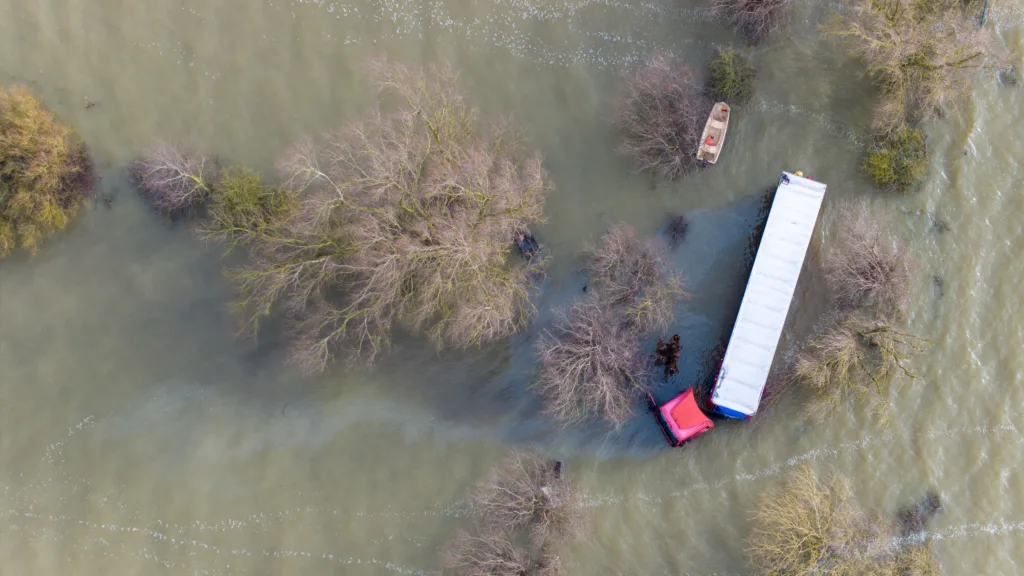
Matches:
[[1, 0, 1024, 573]]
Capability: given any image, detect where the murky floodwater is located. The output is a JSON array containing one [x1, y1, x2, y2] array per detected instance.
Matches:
[[2, 0, 1024, 573]]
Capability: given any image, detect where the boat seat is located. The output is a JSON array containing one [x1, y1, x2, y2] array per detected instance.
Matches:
[[709, 119, 727, 130]]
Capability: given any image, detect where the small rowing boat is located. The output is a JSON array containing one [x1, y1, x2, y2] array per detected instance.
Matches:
[[696, 103, 730, 165]]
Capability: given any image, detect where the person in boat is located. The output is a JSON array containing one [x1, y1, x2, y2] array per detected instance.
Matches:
[[513, 229, 540, 259]]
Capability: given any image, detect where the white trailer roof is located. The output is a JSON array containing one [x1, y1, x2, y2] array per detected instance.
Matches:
[[711, 172, 827, 416]]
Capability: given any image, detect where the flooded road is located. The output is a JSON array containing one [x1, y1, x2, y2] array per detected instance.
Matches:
[[1, 0, 1024, 573]]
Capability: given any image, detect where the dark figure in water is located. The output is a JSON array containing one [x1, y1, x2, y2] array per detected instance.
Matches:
[[897, 489, 942, 536], [513, 229, 540, 259], [667, 214, 689, 249], [654, 334, 682, 378], [553, 461, 562, 480]]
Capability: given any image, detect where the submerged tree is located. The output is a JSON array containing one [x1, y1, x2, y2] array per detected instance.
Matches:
[[823, 201, 913, 318], [582, 224, 685, 333], [748, 466, 942, 575], [791, 200, 924, 421], [0, 85, 93, 257], [471, 451, 586, 547], [132, 142, 218, 216], [536, 296, 647, 428], [536, 225, 685, 427], [711, 0, 793, 44], [444, 452, 586, 576], [616, 53, 711, 181], [825, 0, 1003, 133], [443, 528, 562, 576], [224, 58, 551, 372]]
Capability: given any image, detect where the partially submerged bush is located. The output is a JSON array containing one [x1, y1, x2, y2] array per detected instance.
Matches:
[[535, 295, 647, 428], [863, 126, 928, 193], [711, 0, 793, 44], [471, 451, 586, 547], [616, 53, 711, 181], [706, 49, 757, 104], [0, 85, 92, 257], [748, 466, 942, 575], [229, 58, 550, 371], [826, 0, 1003, 132], [133, 141, 217, 216], [793, 313, 927, 421], [824, 201, 913, 317]]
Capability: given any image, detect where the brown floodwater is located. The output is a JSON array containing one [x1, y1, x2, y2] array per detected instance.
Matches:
[[1, 0, 1023, 573]]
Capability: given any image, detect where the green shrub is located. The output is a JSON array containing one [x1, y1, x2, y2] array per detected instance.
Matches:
[[0, 85, 92, 257], [707, 49, 757, 104], [863, 126, 927, 193], [199, 166, 296, 251]]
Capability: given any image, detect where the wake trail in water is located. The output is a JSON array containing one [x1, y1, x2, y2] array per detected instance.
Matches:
[[2, 508, 428, 575], [582, 422, 1022, 510], [901, 520, 1024, 544]]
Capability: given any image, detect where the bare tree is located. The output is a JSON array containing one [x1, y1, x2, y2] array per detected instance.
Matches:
[[132, 142, 217, 216], [443, 529, 564, 576], [535, 296, 647, 428], [825, 0, 1003, 132], [471, 451, 586, 547], [711, 0, 793, 44], [583, 223, 685, 333], [824, 201, 913, 319], [615, 53, 711, 181], [535, 225, 685, 428], [228, 58, 551, 372], [443, 529, 532, 576]]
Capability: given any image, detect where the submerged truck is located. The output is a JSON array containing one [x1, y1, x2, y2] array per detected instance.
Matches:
[[651, 171, 827, 445]]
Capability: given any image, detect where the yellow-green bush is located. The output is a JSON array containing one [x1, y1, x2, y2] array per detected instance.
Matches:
[[198, 166, 296, 252], [707, 49, 757, 104], [863, 126, 928, 193], [748, 466, 943, 576], [0, 86, 92, 257]]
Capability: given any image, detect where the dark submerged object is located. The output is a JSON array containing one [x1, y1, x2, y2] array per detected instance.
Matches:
[[513, 229, 540, 259], [667, 214, 689, 249], [553, 461, 562, 479], [897, 489, 943, 536], [654, 334, 682, 378]]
